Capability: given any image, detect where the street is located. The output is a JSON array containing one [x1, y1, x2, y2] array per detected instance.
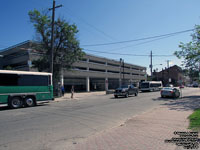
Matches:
[[0, 88, 198, 150]]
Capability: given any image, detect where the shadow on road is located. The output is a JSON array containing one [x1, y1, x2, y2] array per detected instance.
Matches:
[[110, 95, 137, 99], [0, 103, 50, 111], [152, 97, 179, 101], [153, 95, 200, 111]]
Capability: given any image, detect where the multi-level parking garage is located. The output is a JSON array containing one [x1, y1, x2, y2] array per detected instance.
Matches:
[[0, 41, 147, 92]]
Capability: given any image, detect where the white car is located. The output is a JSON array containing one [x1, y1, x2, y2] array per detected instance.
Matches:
[[160, 87, 180, 98]]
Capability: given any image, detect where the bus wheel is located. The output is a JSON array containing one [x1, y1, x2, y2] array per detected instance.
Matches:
[[9, 97, 23, 109], [25, 97, 36, 107]]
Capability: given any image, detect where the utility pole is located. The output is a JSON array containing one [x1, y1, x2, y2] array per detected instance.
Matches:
[[49, 0, 62, 74], [166, 60, 171, 84], [119, 58, 122, 87], [123, 59, 125, 84], [167, 60, 170, 68], [150, 51, 153, 80]]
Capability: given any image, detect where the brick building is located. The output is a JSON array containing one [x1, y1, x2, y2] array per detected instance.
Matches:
[[153, 65, 185, 86]]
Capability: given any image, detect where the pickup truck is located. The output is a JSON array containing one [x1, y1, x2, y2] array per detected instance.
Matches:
[[114, 84, 138, 98]]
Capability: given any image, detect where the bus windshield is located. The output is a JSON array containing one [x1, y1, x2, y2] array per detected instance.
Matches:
[[141, 83, 149, 88]]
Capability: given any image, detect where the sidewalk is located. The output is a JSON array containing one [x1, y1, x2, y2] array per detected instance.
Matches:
[[54, 91, 106, 102], [67, 94, 199, 150]]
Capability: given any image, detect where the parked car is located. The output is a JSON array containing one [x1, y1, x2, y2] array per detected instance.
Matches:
[[186, 84, 192, 87], [114, 84, 138, 98], [193, 83, 199, 88], [160, 87, 180, 98]]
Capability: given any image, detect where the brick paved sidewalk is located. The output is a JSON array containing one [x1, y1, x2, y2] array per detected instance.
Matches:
[[68, 104, 193, 150]]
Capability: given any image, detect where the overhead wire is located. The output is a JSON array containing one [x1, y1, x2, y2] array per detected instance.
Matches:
[[98, 33, 179, 52], [84, 49, 175, 57], [64, 7, 117, 42], [29, 4, 194, 57], [81, 29, 194, 47]]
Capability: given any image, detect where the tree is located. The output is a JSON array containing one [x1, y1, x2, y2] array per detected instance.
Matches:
[[182, 68, 199, 82], [174, 25, 200, 70], [4, 66, 13, 70], [29, 9, 84, 96]]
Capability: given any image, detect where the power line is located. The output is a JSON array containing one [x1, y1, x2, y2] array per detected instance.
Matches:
[[99, 33, 178, 52], [84, 49, 175, 57], [64, 7, 117, 42], [81, 29, 194, 47]]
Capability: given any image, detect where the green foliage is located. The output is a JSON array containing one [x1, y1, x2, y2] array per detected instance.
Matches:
[[28, 9, 84, 72], [182, 68, 199, 81], [174, 25, 200, 70], [188, 109, 200, 130], [4, 66, 13, 70], [29, 9, 84, 96]]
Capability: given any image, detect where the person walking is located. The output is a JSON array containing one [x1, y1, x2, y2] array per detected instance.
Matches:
[[61, 86, 65, 96], [71, 85, 74, 99]]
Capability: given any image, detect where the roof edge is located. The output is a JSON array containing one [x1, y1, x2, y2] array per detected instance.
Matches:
[[0, 40, 32, 53]]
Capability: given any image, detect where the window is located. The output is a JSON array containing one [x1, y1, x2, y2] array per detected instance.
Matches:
[[107, 63, 119, 67], [107, 70, 119, 74], [73, 67, 87, 71], [0, 73, 49, 86], [150, 83, 161, 87], [0, 74, 18, 86], [89, 59, 105, 65], [132, 73, 139, 75], [89, 68, 105, 72], [141, 83, 149, 88], [18, 75, 48, 86], [132, 67, 140, 71], [124, 66, 130, 69]]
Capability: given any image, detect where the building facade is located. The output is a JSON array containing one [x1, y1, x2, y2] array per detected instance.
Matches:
[[153, 65, 185, 86], [0, 41, 147, 92]]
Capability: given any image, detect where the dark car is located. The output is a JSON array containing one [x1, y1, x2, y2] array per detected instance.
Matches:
[[193, 83, 199, 88], [114, 85, 138, 98], [160, 87, 180, 98]]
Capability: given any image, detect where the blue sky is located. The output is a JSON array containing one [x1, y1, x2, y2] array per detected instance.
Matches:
[[1, 0, 200, 74]]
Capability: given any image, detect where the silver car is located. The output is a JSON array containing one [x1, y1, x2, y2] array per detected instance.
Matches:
[[160, 87, 180, 98]]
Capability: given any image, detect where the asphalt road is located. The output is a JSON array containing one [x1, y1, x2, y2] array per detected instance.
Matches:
[[0, 88, 198, 150]]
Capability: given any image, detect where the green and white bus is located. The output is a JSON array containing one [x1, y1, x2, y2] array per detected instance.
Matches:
[[0, 70, 53, 108]]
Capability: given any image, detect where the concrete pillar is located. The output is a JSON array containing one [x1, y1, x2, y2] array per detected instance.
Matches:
[[87, 58, 89, 71], [105, 78, 108, 91], [105, 62, 107, 73], [86, 76, 90, 92], [119, 78, 122, 87], [61, 74, 64, 86]]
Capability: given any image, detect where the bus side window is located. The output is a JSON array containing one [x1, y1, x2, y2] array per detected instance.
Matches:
[[0, 73, 19, 86], [48, 75, 51, 86], [18, 75, 48, 86]]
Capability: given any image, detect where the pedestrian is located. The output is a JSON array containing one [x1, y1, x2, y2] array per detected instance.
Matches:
[[71, 85, 74, 99], [61, 86, 65, 96]]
